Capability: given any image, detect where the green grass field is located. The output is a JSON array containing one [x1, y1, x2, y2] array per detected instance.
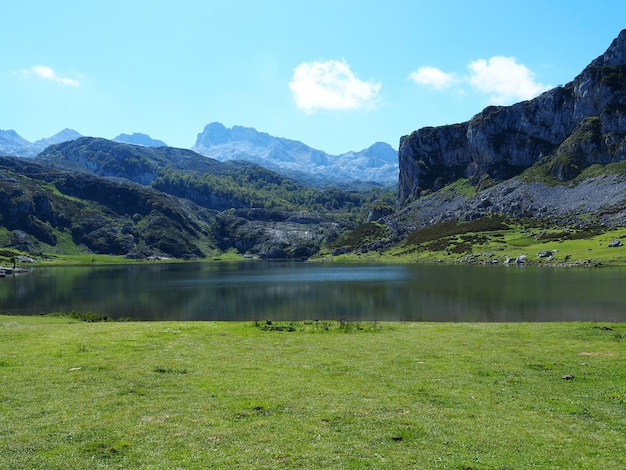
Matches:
[[1, 316, 624, 469]]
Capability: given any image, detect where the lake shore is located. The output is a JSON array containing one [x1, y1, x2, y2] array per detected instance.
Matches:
[[1, 315, 624, 468], [0, 266, 28, 277]]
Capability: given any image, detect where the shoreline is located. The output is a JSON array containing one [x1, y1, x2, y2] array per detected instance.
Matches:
[[0, 266, 28, 277]]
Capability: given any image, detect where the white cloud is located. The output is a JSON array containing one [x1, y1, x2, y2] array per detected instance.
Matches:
[[289, 59, 380, 113], [467, 56, 550, 104], [409, 56, 551, 105], [408, 66, 456, 90], [21, 65, 80, 87]]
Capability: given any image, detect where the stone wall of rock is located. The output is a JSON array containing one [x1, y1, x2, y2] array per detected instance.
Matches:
[[398, 30, 626, 207]]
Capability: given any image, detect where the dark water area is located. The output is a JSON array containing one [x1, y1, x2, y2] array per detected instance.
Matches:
[[0, 262, 625, 322]]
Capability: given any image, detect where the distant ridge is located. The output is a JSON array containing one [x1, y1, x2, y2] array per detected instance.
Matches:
[[192, 122, 398, 186], [0, 128, 82, 157], [113, 133, 167, 147], [0, 129, 32, 157], [0, 125, 397, 185]]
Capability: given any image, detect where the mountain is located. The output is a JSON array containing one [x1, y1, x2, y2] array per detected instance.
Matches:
[[32, 129, 82, 153], [192, 122, 398, 186], [0, 129, 82, 157], [0, 129, 166, 157], [113, 133, 167, 147], [37, 137, 258, 185], [356, 28, 626, 253], [1, 124, 397, 186], [0, 156, 217, 258], [398, 29, 626, 208], [0, 130, 33, 157], [0, 137, 374, 259]]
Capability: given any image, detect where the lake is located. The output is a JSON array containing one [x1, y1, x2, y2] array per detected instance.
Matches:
[[1, 262, 625, 322]]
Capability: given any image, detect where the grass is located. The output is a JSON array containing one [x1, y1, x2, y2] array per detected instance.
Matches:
[[323, 216, 626, 267], [0, 315, 624, 469]]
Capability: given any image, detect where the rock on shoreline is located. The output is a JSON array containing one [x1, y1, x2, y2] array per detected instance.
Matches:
[[0, 266, 28, 277]]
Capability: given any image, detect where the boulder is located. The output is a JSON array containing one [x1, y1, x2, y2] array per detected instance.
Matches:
[[608, 238, 623, 247]]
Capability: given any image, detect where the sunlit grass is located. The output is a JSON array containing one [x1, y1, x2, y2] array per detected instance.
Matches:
[[324, 223, 626, 266], [0, 315, 624, 468]]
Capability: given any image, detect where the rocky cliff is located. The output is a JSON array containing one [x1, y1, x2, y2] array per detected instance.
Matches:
[[398, 29, 626, 207]]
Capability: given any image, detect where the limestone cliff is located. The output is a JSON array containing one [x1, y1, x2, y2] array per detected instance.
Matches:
[[398, 30, 626, 207]]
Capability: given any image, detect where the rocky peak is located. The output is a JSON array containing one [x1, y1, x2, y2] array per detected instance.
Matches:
[[589, 29, 626, 67], [194, 122, 231, 146], [398, 29, 626, 208], [192, 122, 398, 186], [0, 129, 31, 153], [33, 129, 82, 151], [0, 128, 82, 157], [363, 142, 397, 162], [193, 122, 273, 150], [113, 133, 167, 147]]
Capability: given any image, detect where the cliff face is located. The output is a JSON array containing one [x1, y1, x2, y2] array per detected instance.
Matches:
[[398, 30, 626, 207]]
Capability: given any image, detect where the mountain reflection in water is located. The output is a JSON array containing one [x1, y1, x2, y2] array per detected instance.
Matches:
[[1, 262, 624, 322]]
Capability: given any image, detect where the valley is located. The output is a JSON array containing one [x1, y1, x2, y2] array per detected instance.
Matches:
[[1, 30, 626, 267]]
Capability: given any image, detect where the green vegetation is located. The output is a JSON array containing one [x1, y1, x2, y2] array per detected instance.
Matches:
[[0, 155, 395, 260], [575, 159, 626, 181], [322, 214, 626, 266], [154, 168, 395, 220], [441, 177, 478, 198], [595, 64, 626, 92], [405, 215, 509, 246], [254, 318, 385, 333], [0, 316, 624, 468], [328, 222, 387, 251], [547, 117, 602, 180]]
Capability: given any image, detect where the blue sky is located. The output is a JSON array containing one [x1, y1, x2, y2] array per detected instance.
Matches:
[[2, 1, 625, 154]]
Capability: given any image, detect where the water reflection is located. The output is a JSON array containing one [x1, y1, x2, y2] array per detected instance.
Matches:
[[0, 262, 624, 322]]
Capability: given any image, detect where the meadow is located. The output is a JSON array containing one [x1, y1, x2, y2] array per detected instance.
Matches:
[[1, 315, 624, 469]]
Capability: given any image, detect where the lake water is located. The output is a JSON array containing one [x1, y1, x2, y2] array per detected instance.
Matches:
[[1, 262, 625, 322]]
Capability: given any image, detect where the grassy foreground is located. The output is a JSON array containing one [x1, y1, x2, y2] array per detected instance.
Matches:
[[1, 316, 624, 469]]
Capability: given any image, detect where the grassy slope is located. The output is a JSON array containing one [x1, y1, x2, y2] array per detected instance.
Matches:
[[1, 316, 624, 469], [324, 221, 626, 266]]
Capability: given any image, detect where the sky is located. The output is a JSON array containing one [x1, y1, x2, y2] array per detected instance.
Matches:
[[2, 1, 625, 155]]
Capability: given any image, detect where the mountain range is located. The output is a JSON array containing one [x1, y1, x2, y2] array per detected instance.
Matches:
[[0, 135, 393, 259], [0, 128, 82, 158], [1, 30, 626, 263], [0, 125, 398, 186], [192, 122, 398, 185]]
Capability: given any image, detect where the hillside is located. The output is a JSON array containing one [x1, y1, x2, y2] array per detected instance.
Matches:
[[0, 157, 216, 258], [0, 139, 393, 260]]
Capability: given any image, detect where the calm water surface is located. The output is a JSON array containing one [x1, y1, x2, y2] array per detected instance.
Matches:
[[1, 262, 625, 321]]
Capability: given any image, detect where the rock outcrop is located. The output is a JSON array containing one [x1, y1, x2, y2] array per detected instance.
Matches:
[[398, 29, 626, 207]]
